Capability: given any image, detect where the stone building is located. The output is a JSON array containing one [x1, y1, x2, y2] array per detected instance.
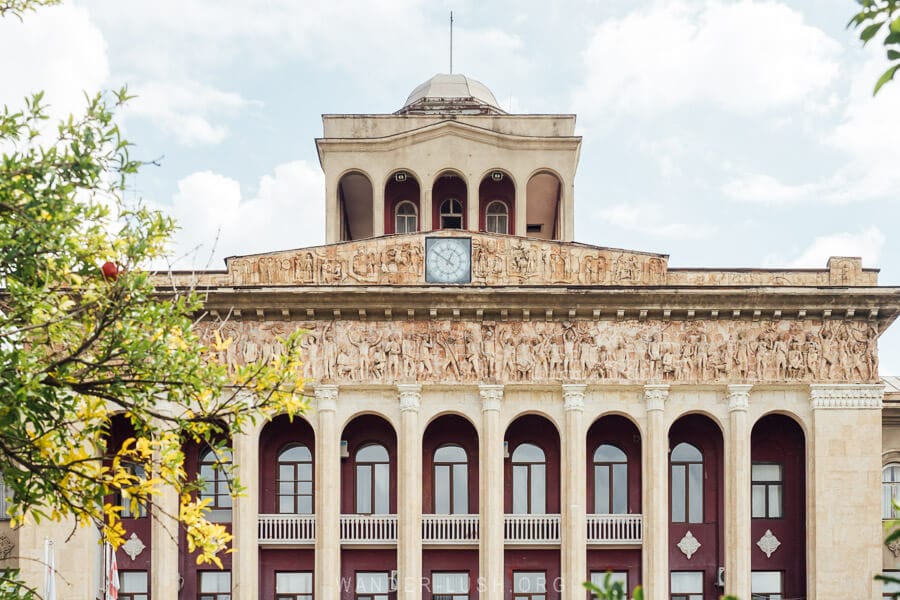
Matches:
[[4, 73, 900, 600]]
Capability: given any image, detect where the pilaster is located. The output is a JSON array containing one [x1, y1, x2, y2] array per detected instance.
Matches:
[[561, 384, 586, 600], [397, 384, 422, 600], [809, 384, 883, 600], [479, 384, 504, 600], [231, 429, 259, 599], [724, 384, 752, 599], [643, 384, 669, 600], [315, 384, 340, 600], [373, 177, 385, 237]]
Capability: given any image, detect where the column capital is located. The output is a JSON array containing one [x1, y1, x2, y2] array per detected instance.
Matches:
[[643, 384, 669, 412], [726, 384, 752, 412], [314, 384, 339, 412], [810, 383, 884, 409], [397, 383, 422, 412], [562, 384, 586, 411], [479, 384, 504, 412]]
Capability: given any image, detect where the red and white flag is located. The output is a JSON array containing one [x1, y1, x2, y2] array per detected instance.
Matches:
[[105, 542, 119, 600]]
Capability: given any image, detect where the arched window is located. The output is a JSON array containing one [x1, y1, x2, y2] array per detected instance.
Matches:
[[118, 463, 147, 518], [512, 443, 546, 514], [434, 444, 468, 514], [593, 444, 627, 514], [356, 443, 389, 514], [440, 198, 463, 229], [485, 200, 509, 235], [671, 442, 703, 523], [395, 201, 418, 234], [199, 447, 233, 510], [278, 444, 313, 514], [884, 463, 900, 519]]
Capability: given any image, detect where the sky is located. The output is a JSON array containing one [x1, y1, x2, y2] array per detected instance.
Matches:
[[3, 0, 900, 374]]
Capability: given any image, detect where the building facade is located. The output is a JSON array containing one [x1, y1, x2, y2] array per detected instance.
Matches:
[[4, 74, 900, 600]]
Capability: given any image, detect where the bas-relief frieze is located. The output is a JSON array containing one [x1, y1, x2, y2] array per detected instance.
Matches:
[[225, 234, 667, 286], [208, 318, 878, 385]]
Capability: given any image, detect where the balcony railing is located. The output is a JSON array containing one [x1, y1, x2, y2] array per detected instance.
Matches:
[[340, 514, 398, 544], [504, 514, 560, 544], [422, 514, 480, 544], [258, 514, 316, 545], [586, 514, 643, 545]]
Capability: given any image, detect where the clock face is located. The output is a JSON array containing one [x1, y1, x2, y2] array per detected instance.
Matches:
[[425, 237, 472, 284]]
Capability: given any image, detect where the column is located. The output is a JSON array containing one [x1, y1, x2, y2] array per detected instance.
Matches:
[[397, 384, 423, 600], [724, 385, 752, 599], [809, 384, 883, 600], [514, 178, 526, 238], [232, 428, 259, 599], [643, 384, 669, 600], [325, 177, 340, 243], [373, 177, 385, 237], [561, 384, 587, 600], [315, 385, 341, 600], [480, 384, 504, 600], [467, 179, 479, 234], [421, 187, 433, 232], [151, 413, 181, 600]]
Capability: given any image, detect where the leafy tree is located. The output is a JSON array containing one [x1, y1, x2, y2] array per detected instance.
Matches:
[[0, 2, 307, 597], [849, 0, 900, 94]]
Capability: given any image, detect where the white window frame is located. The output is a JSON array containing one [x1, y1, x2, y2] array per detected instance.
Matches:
[[485, 200, 509, 235], [395, 200, 418, 234]]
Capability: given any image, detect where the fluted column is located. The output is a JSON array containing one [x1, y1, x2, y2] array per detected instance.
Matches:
[[315, 385, 340, 600], [480, 384, 504, 600], [724, 385, 752, 599], [397, 384, 422, 600], [232, 429, 259, 599], [561, 384, 587, 599], [643, 384, 669, 600]]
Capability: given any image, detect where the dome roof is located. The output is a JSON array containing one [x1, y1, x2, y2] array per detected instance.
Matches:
[[397, 73, 506, 115]]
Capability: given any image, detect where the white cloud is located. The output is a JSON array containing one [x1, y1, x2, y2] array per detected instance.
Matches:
[[826, 48, 900, 201], [594, 203, 716, 240], [787, 227, 885, 268], [721, 173, 821, 205], [0, 2, 109, 120], [125, 80, 256, 146], [166, 160, 325, 269], [575, 0, 840, 117]]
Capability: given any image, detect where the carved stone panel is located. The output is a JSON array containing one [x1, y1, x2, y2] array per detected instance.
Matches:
[[204, 317, 878, 385], [224, 233, 668, 287]]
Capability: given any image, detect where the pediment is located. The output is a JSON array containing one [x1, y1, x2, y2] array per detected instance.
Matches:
[[224, 232, 668, 287]]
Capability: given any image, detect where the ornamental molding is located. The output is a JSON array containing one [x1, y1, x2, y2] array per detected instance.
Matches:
[[397, 384, 422, 412], [677, 530, 701, 559], [122, 533, 146, 561], [644, 384, 669, 412], [809, 384, 883, 410], [727, 384, 752, 412], [314, 384, 338, 412], [0, 535, 13, 560], [479, 384, 503, 411], [888, 538, 900, 558], [756, 529, 781, 558], [562, 384, 586, 411]]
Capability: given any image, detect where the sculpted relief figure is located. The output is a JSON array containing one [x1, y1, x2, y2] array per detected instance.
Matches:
[[208, 317, 878, 386]]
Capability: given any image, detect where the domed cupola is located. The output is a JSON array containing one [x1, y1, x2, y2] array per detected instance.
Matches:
[[396, 73, 507, 115]]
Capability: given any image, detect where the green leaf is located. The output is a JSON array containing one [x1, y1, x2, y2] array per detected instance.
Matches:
[[892, 16, 900, 32], [874, 63, 900, 94], [888, 49, 900, 60], [861, 20, 885, 43], [885, 31, 900, 44]]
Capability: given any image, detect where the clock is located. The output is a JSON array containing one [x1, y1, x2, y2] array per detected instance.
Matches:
[[425, 237, 472, 284]]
